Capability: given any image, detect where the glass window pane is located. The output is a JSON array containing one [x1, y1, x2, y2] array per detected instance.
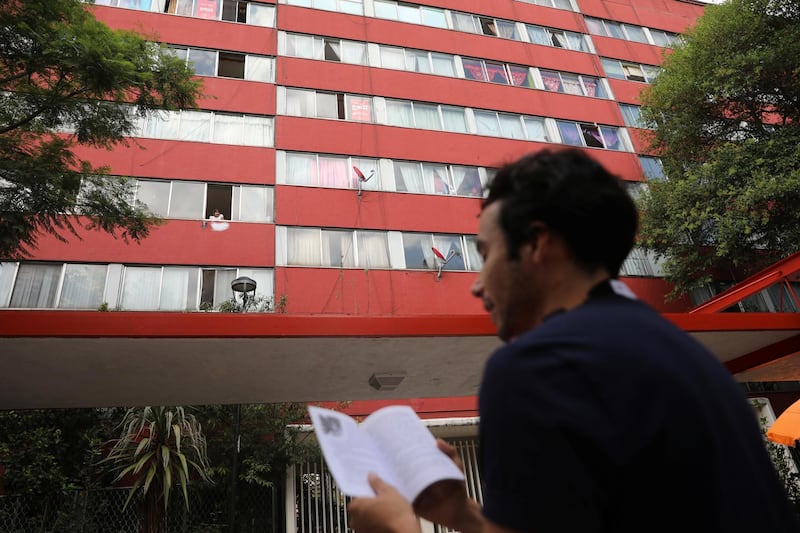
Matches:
[[160, 267, 196, 311], [212, 113, 242, 144], [485, 62, 509, 84], [585, 17, 606, 36], [403, 233, 434, 269], [441, 106, 466, 133], [464, 236, 482, 271], [431, 53, 455, 76], [509, 66, 533, 87], [121, 267, 161, 310], [341, 41, 366, 64], [321, 229, 354, 267], [606, 21, 625, 39], [600, 126, 622, 150], [143, 110, 180, 139], [475, 111, 501, 136], [540, 70, 563, 92], [639, 156, 666, 181], [642, 65, 661, 83], [406, 50, 431, 73], [561, 73, 583, 95], [433, 235, 465, 270], [495, 21, 518, 40], [245, 56, 273, 82], [424, 164, 451, 194], [622, 63, 646, 82], [397, 4, 421, 23], [523, 117, 547, 141], [339, 0, 363, 15], [462, 59, 487, 81], [318, 156, 349, 188], [565, 32, 586, 51], [218, 52, 245, 78], [601, 58, 625, 80], [452, 13, 479, 33], [169, 181, 204, 218], [527, 25, 550, 46], [316, 92, 339, 119], [286, 34, 315, 58], [623, 24, 648, 43], [188, 49, 216, 76], [239, 185, 272, 222], [356, 231, 390, 268], [421, 7, 446, 28], [240, 116, 272, 147], [386, 100, 414, 127], [498, 113, 525, 139], [394, 161, 427, 193], [136, 180, 170, 216], [59, 264, 106, 309], [10, 264, 61, 308], [287, 228, 321, 265], [414, 103, 440, 129], [650, 29, 670, 47], [248, 3, 275, 26], [380, 46, 406, 70], [582, 76, 604, 98], [346, 95, 372, 122], [178, 110, 211, 142], [580, 124, 604, 148], [352, 157, 381, 191], [286, 153, 318, 185], [557, 120, 582, 146], [286, 88, 316, 116], [314, 0, 336, 11], [374, 0, 397, 19], [453, 166, 482, 197]]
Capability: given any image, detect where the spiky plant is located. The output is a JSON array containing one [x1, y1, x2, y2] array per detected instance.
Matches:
[[100, 406, 212, 533]]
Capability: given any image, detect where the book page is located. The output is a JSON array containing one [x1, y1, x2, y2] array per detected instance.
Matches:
[[308, 406, 403, 498], [360, 405, 465, 503]]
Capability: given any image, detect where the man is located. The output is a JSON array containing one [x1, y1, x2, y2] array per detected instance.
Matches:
[[347, 149, 800, 532]]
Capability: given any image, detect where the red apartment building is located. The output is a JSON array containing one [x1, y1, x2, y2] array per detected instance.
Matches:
[[3, 0, 800, 446], [5, 0, 800, 529]]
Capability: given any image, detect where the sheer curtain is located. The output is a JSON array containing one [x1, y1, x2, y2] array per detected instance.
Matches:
[[341, 42, 366, 64], [352, 157, 380, 190], [321, 230, 354, 267], [160, 267, 195, 310], [286, 89, 315, 117], [318, 156, 349, 188], [527, 26, 550, 46], [454, 167, 482, 197], [10, 264, 60, 308], [241, 116, 273, 147], [380, 47, 406, 70], [287, 228, 321, 265], [245, 56, 273, 82], [498, 114, 525, 139], [413, 104, 441, 130], [524, 117, 547, 142], [213, 269, 237, 305], [287, 153, 318, 186], [121, 267, 161, 310], [475, 111, 501, 136], [212, 113, 241, 145], [287, 34, 315, 59], [557, 121, 582, 146], [178, 110, 211, 142], [395, 162, 429, 193], [496, 21, 518, 39], [441, 107, 467, 133], [59, 264, 106, 309], [424, 164, 450, 195], [386, 100, 414, 127], [433, 236, 465, 270], [403, 233, 434, 269], [357, 232, 390, 268]]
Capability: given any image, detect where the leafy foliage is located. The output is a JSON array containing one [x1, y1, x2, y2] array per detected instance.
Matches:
[[0, 0, 201, 258], [100, 407, 212, 532], [638, 0, 800, 298]]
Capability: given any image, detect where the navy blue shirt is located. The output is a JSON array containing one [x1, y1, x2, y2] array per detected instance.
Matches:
[[478, 280, 799, 532]]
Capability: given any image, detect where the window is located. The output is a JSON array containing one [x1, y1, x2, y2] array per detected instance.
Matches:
[[585, 17, 676, 48], [285, 89, 372, 122], [601, 58, 659, 83], [285, 34, 366, 65], [281, 0, 363, 15], [137, 110, 273, 147], [526, 24, 587, 51], [620, 247, 656, 277], [556, 121, 624, 150], [515, 0, 573, 10], [134, 179, 273, 221], [401, 233, 478, 271], [540, 70, 606, 98], [4, 263, 107, 309], [619, 104, 642, 127], [285, 228, 389, 268], [639, 156, 666, 181], [10, 263, 61, 308]]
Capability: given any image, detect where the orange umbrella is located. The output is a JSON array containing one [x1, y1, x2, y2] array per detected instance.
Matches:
[[767, 398, 800, 447]]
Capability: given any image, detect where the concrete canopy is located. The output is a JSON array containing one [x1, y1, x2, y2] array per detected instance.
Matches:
[[1, 310, 800, 410]]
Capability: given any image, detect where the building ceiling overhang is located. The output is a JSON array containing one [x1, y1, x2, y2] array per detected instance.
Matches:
[[1, 310, 799, 410]]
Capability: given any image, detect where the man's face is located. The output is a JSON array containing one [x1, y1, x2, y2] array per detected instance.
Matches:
[[471, 201, 539, 342]]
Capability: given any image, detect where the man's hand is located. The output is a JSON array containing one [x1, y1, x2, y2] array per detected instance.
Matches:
[[412, 439, 485, 533], [347, 473, 421, 533]]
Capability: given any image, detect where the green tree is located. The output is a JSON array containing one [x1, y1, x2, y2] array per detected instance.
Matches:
[[638, 0, 800, 299], [0, 0, 201, 259], [100, 406, 213, 533]]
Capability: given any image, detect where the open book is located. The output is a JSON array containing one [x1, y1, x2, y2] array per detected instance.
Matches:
[[308, 405, 465, 502]]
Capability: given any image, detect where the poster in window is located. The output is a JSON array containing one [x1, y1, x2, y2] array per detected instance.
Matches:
[[348, 97, 372, 122], [195, 0, 218, 19]]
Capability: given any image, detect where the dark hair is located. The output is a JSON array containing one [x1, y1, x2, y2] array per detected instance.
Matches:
[[484, 148, 638, 276]]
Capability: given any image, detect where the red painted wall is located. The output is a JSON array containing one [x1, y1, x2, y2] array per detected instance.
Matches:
[[31, 220, 275, 268], [72, 142, 275, 185]]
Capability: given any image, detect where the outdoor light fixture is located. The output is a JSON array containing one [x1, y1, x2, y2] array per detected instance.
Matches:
[[231, 276, 257, 312], [368, 372, 406, 391]]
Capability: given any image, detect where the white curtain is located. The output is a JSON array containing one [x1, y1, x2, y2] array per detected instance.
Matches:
[[524, 117, 547, 141], [241, 116, 273, 147], [286, 89, 315, 117], [464, 236, 483, 271], [237, 268, 274, 301], [318, 156, 349, 188], [424, 164, 450, 195], [357, 232, 390, 268], [287, 228, 321, 265], [160, 268, 193, 311], [287, 34, 315, 59], [441, 107, 467, 133], [386, 100, 414, 127], [395, 162, 429, 194], [59, 264, 106, 309], [212, 113, 242, 145], [121, 267, 161, 310], [143, 111, 180, 140], [475, 111, 501, 136], [498, 114, 524, 139], [414, 103, 440, 130], [247, 3, 275, 27], [341, 42, 366, 64], [245, 56, 273, 82], [10, 264, 60, 308], [321, 230, 354, 267], [433, 236, 465, 270], [287, 153, 318, 185], [213, 269, 237, 305], [431, 54, 455, 76], [380, 47, 406, 70], [239, 186, 272, 222], [178, 110, 211, 142]]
